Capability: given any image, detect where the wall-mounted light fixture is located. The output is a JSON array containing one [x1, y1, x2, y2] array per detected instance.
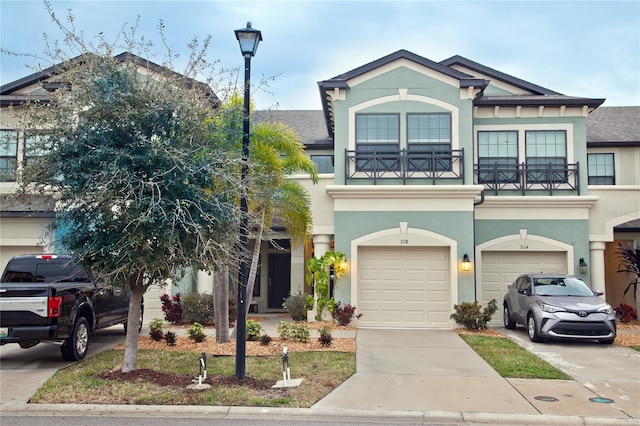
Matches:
[[462, 253, 471, 272], [579, 258, 588, 274]]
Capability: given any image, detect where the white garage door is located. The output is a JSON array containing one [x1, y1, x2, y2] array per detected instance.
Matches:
[[0, 246, 43, 275], [481, 251, 567, 324], [358, 246, 450, 328]]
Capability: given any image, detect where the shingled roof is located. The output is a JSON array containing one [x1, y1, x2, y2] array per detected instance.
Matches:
[[586, 106, 640, 146], [253, 110, 332, 149]]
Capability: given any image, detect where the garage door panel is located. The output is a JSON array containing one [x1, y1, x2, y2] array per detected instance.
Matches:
[[358, 246, 450, 328], [481, 251, 567, 325]]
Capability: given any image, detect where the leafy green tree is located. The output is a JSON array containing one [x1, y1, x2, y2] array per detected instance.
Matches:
[[14, 6, 241, 372]]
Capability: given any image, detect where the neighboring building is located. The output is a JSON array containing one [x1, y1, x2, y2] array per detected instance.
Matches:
[[1, 50, 639, 326]]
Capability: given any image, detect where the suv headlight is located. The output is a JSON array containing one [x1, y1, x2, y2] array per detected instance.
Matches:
[[536, 300, 566, 313], [598, 305, 613, 315]]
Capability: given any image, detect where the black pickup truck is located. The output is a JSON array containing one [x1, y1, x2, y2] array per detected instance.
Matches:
[[0, 254, 140, 361]]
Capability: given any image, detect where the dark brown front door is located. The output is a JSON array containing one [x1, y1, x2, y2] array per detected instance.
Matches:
[[268, 253, 291, 309]]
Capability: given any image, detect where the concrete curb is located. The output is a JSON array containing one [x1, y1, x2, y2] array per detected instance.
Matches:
[[2, 403, 639, 425]]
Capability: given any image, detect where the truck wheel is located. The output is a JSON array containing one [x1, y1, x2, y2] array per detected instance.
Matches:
[[61, 317, 90, 361]]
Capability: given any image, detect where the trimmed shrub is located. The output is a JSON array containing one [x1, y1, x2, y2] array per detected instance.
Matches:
[[164, 331, 177, 346], [259, 333, 272, 345], [289, 323, 310, 343], [186, 322, 206, 343], [148, 318, 164, 341], [283, 293, 313, 321], [246, 319, 263, 341], [318, 324, 332, 347], [160, 293, 182, 324], [332, 302, 362, 326], [182, 292, 215, 325], [616, 303, 638, 323], [450, 299, 498, 330], [277, 321, 291, 340]]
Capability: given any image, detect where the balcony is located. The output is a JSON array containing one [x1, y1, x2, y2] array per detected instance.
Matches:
[[344, 148, 464, 184], [474, 162, 580, 195]]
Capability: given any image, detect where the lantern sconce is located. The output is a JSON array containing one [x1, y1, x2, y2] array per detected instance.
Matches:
[[462, 253, 471, 272], [579, 258, 588, 274]]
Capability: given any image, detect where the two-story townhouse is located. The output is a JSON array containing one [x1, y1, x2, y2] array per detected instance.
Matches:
[[297, 50, 637, 328], [2, 50, 639, 326]]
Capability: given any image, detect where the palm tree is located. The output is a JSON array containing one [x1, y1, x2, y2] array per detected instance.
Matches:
[[243, 121, 319, 315], [212, 94, 318, 340]]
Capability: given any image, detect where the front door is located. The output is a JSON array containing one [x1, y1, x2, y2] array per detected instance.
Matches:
[[268, 253, 291, 309]]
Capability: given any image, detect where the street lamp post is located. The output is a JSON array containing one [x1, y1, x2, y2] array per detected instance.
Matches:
[[234, 22, 262, 380]]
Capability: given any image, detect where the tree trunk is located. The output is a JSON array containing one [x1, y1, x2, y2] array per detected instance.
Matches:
[[244, 210, 265, 316], [214, 267, 230, 343], [122, 287, 144, 373]]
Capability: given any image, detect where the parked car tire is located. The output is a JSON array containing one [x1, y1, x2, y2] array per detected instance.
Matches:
[[527, 314, 542, 343], [61, 317, 90, 361], [503, 304, 516, 329]]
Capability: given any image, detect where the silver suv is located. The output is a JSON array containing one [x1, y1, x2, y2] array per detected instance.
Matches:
[[503, 274, 616, 344]]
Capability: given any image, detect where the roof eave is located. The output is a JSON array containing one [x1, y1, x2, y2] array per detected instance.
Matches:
[[475, 97, 605, 108]]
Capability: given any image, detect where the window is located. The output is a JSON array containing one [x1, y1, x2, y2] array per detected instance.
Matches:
[[310, 155, 334, 174], [525, 130, 567, 183], [0, 130, 18, 182], [407, 113, 451, 171], [355, 114, 399, 171], [477, 131, 518, 183], [587, 153, 615, 185]]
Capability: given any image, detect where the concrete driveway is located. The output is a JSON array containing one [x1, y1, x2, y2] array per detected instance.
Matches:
[[312, 328, 639, 421], [502, 326, 640, 418], [0, 325, 127, 404], [313, 328, 538, 414]]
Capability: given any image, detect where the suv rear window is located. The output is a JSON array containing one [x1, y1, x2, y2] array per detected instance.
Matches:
[[1, 258, 91, 283]]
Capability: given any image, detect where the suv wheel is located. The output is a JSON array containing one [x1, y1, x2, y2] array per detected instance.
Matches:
[[527, 314, 542, 343], [503, 304, 516, 329]]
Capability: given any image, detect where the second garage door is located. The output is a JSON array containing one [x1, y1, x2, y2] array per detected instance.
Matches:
[[357, 246, 450, 328], [481, 251, 567, 324]]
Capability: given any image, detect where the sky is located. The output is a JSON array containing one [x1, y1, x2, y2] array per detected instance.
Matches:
[[1, 0, 639, 110]]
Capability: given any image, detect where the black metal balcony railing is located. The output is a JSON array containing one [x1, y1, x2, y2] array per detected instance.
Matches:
[[345, 148, 464, 184], [474, 162, 580, 195], [344, 149, 580, 195]]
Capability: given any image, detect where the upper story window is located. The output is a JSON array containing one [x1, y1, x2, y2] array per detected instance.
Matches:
[[310, 155, 334, 174], [587, 153, 615, 185], [24, 131, 50, 164], [477, 131, 518, 183], [0, 129, 18, 182], [356, 114, 399, 170], [525, 130, 567, 183], [407, 113, 451, 171]]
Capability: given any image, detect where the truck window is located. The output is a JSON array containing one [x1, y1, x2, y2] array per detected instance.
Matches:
[[1, 258, 91, 283]]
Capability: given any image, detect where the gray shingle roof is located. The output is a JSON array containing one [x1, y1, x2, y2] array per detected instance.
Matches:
[[587, 106, 640, 144], [253, 110, 332, 148]]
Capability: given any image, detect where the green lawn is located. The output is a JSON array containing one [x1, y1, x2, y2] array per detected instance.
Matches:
[[460, 334, 571, 379]]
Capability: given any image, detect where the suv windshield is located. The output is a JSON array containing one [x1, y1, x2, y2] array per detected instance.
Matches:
[[533, 277, 594, 297]]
